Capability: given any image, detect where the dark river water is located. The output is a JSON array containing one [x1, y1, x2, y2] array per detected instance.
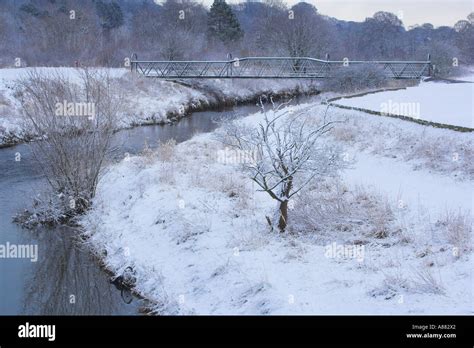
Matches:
[[0, 104, 262, 315]]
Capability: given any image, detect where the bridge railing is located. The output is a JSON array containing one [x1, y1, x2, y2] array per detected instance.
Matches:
[[130, 54, 431, 79]]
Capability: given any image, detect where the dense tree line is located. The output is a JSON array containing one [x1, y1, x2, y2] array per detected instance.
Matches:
[[0, 0, 472, 74]]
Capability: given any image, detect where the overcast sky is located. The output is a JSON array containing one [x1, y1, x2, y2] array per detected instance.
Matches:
[[202, 0, 473, 28]]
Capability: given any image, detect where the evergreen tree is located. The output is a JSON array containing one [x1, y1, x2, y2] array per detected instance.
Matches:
[[19, 3, 44, 17], [95, 0, 124, 31], [207, 0, 243, 44]]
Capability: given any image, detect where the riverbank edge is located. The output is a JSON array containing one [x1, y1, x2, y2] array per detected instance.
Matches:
[[0, 82, 320, 149]]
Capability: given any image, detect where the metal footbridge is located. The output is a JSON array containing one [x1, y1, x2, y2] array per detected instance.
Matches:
[[130, 54, 431, 79]]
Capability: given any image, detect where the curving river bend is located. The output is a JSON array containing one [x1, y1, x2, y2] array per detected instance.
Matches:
[[0, 104, 264, 315]]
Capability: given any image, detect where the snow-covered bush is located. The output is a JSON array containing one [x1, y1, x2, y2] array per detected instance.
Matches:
[[323, 65, 389, 93], [368, 270, 411, 300], [370, 267, 446, 299], [13, 193, 72, 228], [436, 209, 472, 254], [17, 68, 121, 221], [289, 180, 395, 242], [418, 41, 461, 77], [137, 140, 156, 166], [411, 268, 446, 295], [157, 139, 177, 162]]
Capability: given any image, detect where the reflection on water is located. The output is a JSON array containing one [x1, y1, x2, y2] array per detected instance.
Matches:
[[22, 226, 141, 315], [111, 104, 261, 156]]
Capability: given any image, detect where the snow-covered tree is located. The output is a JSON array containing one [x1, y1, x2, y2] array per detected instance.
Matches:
[[221, 101, 343, 232]]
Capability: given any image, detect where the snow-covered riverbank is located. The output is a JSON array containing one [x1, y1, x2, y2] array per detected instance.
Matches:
[[0, 68, 318, 147], [81, 99, 473, 314]]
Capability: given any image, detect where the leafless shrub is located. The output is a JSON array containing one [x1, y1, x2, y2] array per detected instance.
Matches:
[[176, 214, 212, 245], [323, 65, 389, 93], [436, 209, 472, 253], [138, 139, 156, 166], [213, 173, 255, 210], [290, 181, 394, 242], [411, 268, 446, 295], [158, 162, 177, 186], [370, 266, 446, 299], [383, 271, 411, 292], [16, 68, 122, 221], [354, 186, 394, 239], [368, 270, 410, 300], [228, 218, 270, 252], [330, 122, 357, 143], [157, 139, 176, 162]]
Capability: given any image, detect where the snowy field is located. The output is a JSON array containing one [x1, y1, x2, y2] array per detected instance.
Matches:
[[82, 101, 473, 315], [0, 67, 315, 147], [332, 80, 473, 129]]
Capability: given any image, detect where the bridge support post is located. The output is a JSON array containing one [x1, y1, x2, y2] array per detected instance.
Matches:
[[130, 53, 138, 73], [427, 53, 431, 77]]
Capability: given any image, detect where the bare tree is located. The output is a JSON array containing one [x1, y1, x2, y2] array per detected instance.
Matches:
[[360, 11, 405, 59], [221, 101, 343, 232], [454, 14, 474, 64], [255, 2, 332, 59], [138, 0, 207, 60], [17, 0, 102, 66], [159, 26, 205, 61], [17, 68, 122, 219]]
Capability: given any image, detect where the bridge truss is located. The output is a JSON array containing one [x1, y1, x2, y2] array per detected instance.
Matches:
[[130, 54, 431, 79]]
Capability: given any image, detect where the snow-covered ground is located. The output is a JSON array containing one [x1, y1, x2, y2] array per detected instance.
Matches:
[[344, 153, 472, 216], [457, 74, 474, 83], [332, 80, 473, 129], [81, 99, 473, 315], [455, 68, 474, 82], [0, 67, 316, 147]]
